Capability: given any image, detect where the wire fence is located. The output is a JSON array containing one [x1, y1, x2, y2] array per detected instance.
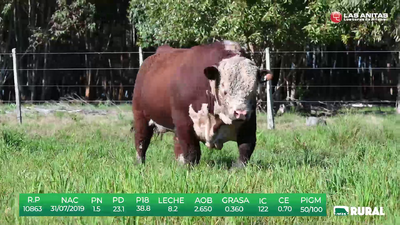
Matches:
[[1, 67, 400, 71], [0, 50, 398, 55], [0, 85, 398, 88], [0, 100, 397, 104], [0, 50, 399, 106]]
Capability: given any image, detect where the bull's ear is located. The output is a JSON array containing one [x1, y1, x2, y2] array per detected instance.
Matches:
[[258, 69, 273, 83], [204, 66, 219, 80]]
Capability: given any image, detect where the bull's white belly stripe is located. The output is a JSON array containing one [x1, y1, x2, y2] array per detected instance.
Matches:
[[148, 119, 170, 133]]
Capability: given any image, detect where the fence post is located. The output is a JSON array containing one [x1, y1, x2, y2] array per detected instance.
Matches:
[[12, 48, 22, 124], [397, 51, 400, 114], [139, 46, 143, 67], [265, 47, 275, 129]]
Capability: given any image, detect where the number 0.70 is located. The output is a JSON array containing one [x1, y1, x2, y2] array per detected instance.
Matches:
[[278, 206, 292, 212]]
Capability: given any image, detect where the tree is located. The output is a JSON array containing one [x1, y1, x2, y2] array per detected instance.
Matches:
[[128, 0, 400, 108], [129, 0, 311, 50]]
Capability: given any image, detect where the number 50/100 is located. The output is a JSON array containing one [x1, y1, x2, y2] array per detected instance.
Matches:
[[300, 206, 324, 213]]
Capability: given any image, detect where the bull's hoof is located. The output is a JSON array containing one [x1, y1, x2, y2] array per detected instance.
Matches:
[[205, 142, 223, 150], [231, 161, 246, 169], [176, 154, 186, 165], [176, 154, 201, 167], [215, 143, 223, 150], [135, 153, 145, 165], [135, 159, 145, 165]]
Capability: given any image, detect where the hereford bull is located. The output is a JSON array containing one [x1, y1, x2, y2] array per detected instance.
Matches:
[[132, 40, 272, 166]]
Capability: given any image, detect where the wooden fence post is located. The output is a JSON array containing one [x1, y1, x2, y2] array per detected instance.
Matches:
[[265, 47, 275, 129], [12, 48, 22, 124], [139, 46, 143, 67]]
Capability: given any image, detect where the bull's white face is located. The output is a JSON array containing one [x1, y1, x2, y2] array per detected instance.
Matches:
[[205, 55, 259, 124]]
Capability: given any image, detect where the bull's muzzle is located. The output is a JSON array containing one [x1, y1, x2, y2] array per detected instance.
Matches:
[[234, 110, 248, 120]]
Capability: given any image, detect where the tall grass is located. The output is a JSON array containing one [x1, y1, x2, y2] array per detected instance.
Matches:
[[0, 106, 399, 224]]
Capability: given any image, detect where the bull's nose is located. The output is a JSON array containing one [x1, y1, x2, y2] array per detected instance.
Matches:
[[234, 110, 247, 120]]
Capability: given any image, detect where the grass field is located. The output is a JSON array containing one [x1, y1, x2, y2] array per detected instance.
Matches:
[[0, 104, 399, 224]]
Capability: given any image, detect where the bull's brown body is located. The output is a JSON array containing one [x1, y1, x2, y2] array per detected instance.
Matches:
[[132, 41, 266, 165]]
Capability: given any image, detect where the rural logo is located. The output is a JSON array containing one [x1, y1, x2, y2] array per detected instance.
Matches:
[[334, 206, 349, 216], [334, 206, 385, 216], [330, 12, 342, 23]]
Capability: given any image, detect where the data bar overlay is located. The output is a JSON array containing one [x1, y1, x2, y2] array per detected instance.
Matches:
[[19, 193, 326, 216]]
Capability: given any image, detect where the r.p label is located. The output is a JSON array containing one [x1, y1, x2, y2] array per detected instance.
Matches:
[[27, 196, 40, 203]]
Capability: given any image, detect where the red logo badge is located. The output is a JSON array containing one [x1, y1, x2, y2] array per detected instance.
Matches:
[[330, 12, 342, 23]]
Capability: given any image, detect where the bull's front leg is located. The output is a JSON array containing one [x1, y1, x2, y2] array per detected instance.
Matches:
[[172, 110, 201, 165], [234, 110, 257, 167], [175, 123, 201, 165]]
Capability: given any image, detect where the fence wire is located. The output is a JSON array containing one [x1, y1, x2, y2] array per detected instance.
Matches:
[[0, 85, 398, 88], [5, 50, 399, 55], [0, 100, 397, 104], [0, 67, 399, 71], [1, 50, 399, 106]]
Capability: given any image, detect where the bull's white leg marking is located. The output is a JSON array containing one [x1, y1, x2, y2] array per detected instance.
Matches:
[[136, 152, 142, 163], [177, 154, 185, 164]]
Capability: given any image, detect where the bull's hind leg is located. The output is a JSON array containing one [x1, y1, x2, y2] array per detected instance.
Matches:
[[133, 110, 154, 164]]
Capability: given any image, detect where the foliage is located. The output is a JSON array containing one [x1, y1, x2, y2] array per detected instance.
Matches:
[[0, 0, 12, 44], [128, 0, 218, 48], [129, 0, 311, 49], [0, 0, 399, 103], [129, 0, 400, 49], [49, 0, 96, 42], [304, 0, 400, 45]]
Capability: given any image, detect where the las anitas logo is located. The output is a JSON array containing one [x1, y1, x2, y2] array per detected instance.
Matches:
[[330, 11, 342, 23], [330, 11, 389, 23], [334, 206, 385, 216]]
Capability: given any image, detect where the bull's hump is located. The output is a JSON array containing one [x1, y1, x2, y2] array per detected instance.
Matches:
[[156, 45, 173, 53], [222, 40, 245, 56]]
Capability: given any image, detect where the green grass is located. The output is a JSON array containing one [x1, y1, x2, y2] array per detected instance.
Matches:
[[0, 105, 399, 224]]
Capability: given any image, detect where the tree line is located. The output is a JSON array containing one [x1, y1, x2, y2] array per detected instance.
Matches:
[[0, 0, 399, 112]]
